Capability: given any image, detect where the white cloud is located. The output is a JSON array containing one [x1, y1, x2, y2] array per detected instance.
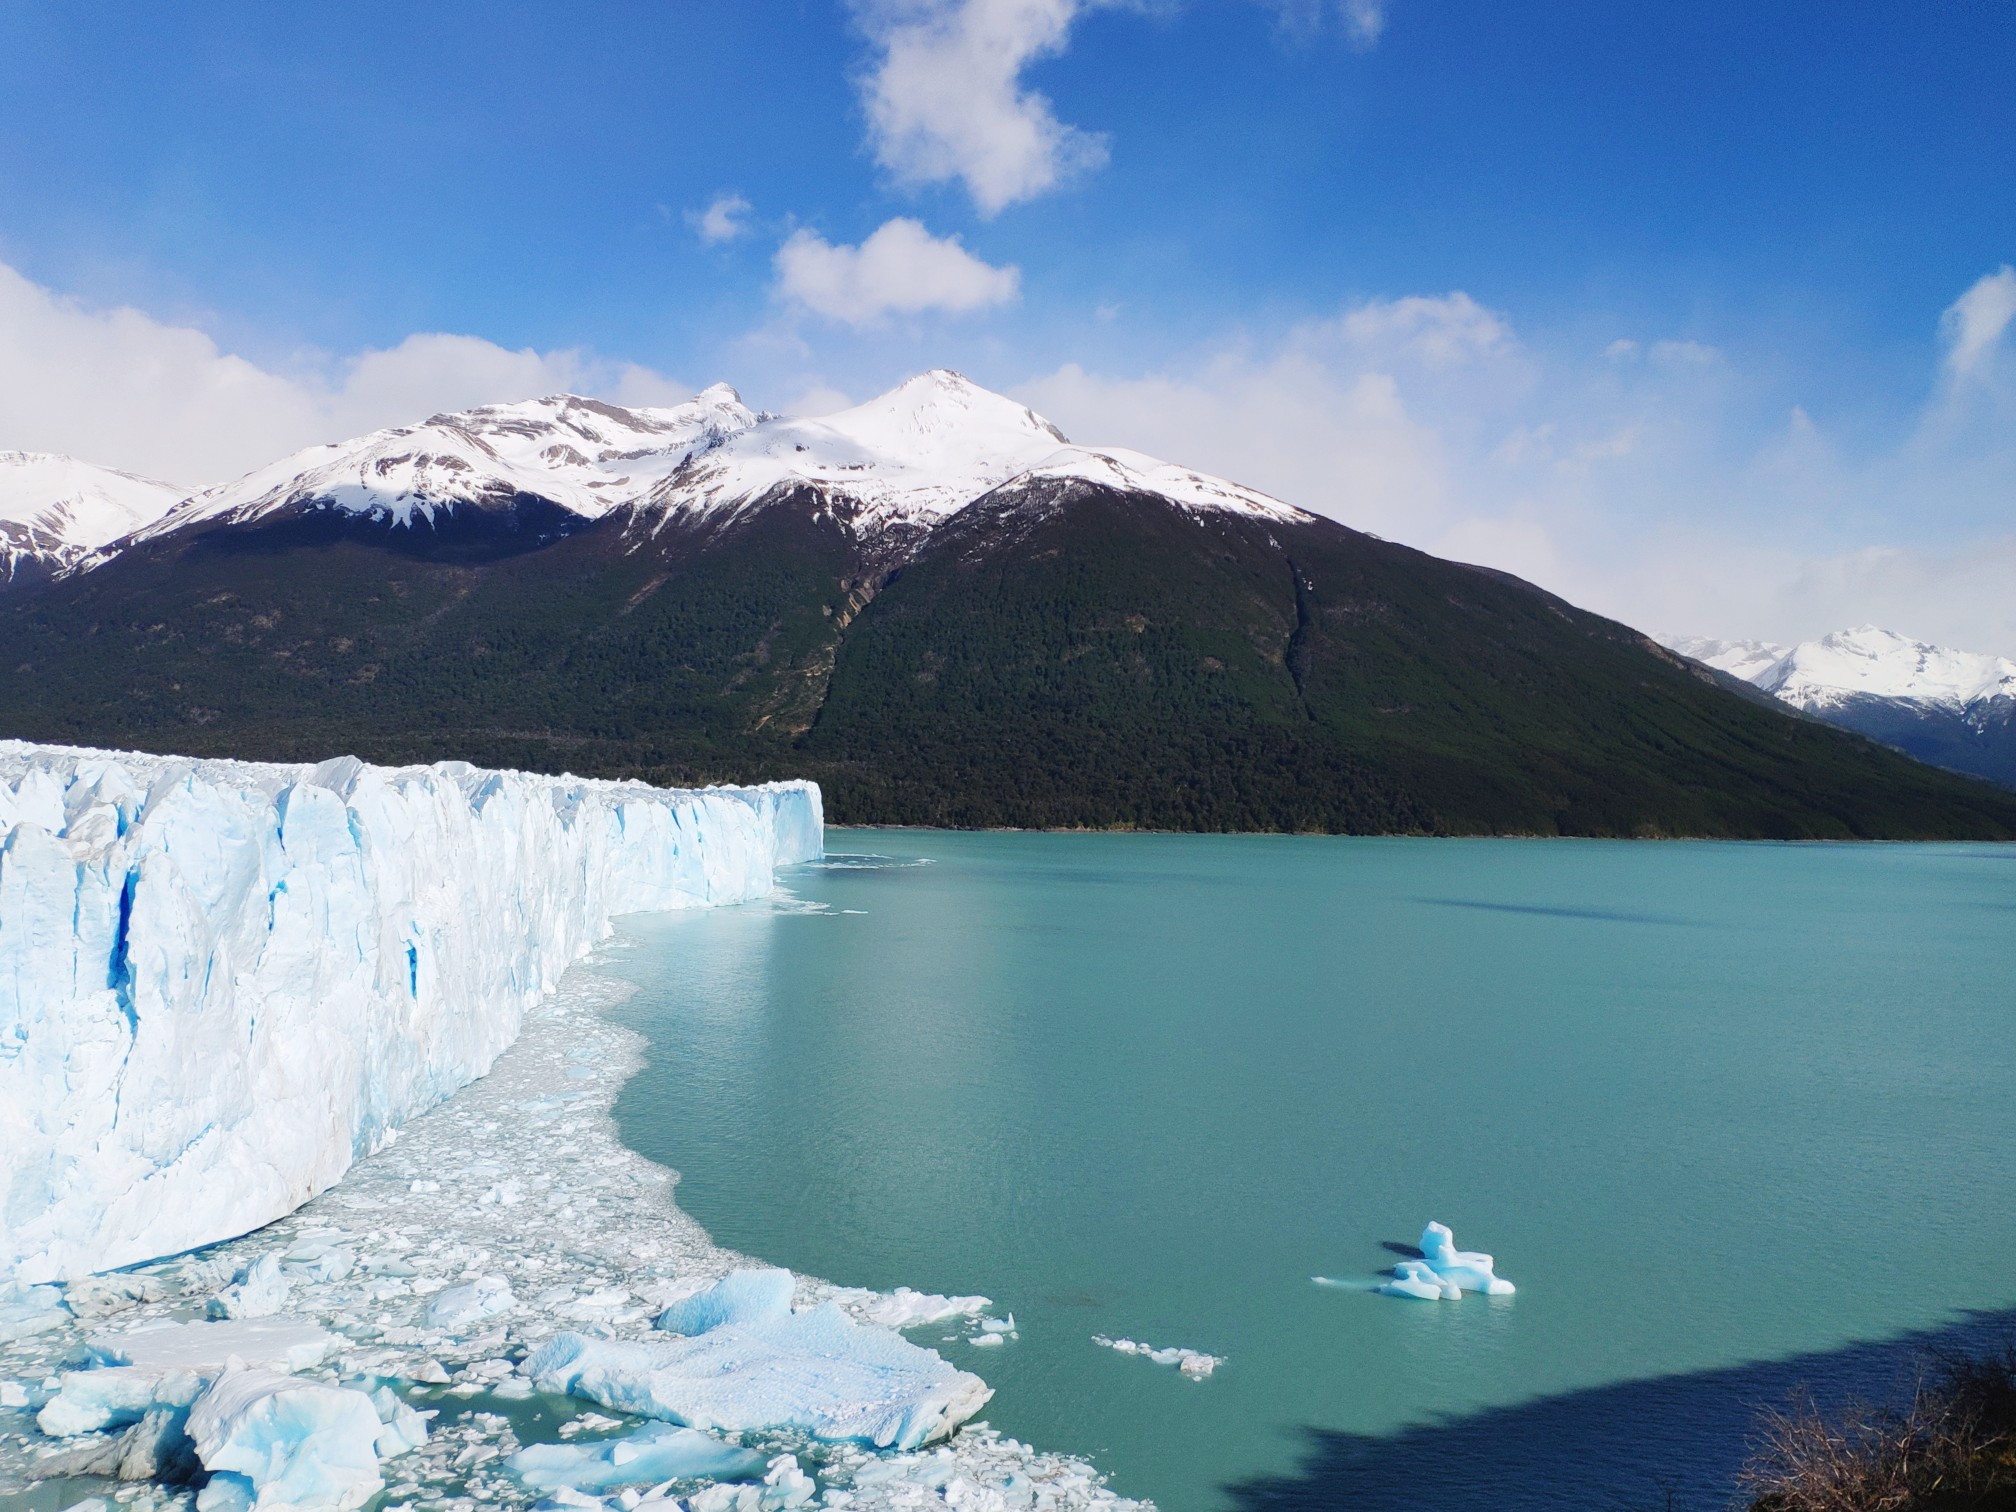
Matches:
[[773, 217, 1021, 326], [855, 0, 1109, 215], [1264, 0, 1386, 48], [0, 260, 690, 486], [1020, 273, 2016, 660], [689, 193, 753, 245], [1941, 265, 2016, 378]]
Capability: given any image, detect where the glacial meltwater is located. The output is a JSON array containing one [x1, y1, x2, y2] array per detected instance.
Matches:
[[603, 832, 2016, 1511]]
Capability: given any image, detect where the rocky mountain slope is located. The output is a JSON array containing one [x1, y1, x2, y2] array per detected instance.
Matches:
[[3, 375, 2014, 837]]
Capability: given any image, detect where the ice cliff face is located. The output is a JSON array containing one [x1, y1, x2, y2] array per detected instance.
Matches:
[[0, 741, 822, 1284]]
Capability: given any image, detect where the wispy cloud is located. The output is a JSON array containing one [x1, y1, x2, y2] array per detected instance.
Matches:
[[1262, 0, 1387, 48], [1020, 270, 2016, 659], [0, 261, 689, 486], [689, 192, 753, 245], [773, 217, 1020, 326], [854, 0, 1109, 215], [1941, 265, 2016, 379]]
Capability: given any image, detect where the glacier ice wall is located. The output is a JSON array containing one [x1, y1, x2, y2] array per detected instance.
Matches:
[[0, 740, 822, 1284]]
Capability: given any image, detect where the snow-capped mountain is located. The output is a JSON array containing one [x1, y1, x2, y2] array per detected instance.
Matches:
[[0, 451, 185, 583], [1664, 626, 2016, 789], [636, 369, 1303, 538], [135, 387, 758, 542]]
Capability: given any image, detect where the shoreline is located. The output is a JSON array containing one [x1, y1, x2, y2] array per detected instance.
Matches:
[[0, 936, 1148, 1512]]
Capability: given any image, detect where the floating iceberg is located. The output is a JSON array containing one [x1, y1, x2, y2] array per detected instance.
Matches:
[[426, 1274, 516, 1330], [208, 1255, 293, 1319], [508, 1422, 765, 1491], [0, 740, 822, 1282], [828, 1285, 993, 1330], [1417, 1221, 1515, 1296], [528, 1293, 992, 1450], [186, 1368, 385, 1512]]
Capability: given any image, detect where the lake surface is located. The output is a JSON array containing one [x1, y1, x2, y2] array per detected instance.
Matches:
[[604, 832, 2016, 1511]]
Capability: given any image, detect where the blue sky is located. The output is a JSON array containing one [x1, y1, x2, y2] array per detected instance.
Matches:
[[1, 1, 2012, 651]]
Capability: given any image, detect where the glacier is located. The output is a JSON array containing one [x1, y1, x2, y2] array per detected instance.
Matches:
[[0, 739, 822, 1284]]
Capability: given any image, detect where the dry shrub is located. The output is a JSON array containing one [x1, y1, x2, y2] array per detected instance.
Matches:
[[1742, 1342, 2016, 1511]]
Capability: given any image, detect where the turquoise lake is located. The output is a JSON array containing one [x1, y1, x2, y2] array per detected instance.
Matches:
[[604, 831, 2016, 1510]]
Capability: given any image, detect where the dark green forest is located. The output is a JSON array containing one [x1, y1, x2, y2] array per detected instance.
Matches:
[[4, 481, 2014, 839]]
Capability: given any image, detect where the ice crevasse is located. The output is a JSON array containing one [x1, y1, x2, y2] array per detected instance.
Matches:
[[0, 740, 823, 1284]]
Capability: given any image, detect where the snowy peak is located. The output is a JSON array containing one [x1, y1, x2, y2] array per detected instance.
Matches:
[[143, 388, 759, 539], [643, 369, 1304, 531], [1762, 626, 2016, 712], [645, 368, 1072, 528], [1663, 635, 1791, 685], [0, 451, 186, 581]]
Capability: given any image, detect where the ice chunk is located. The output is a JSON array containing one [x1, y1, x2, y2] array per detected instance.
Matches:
[[1092, 1336, 1223, 1380], [0, 740, 823, 1284], [187, 1368, 384, 1512], [209, 1255, 292, 1319], [654, 1269, 794, 1335], [37, 1365, 204, 1437], [1375, 1260, 1462, 1301], [508, 1422, 765, 1490], [426, 1275, 515, 1330], [1418, 1221, 1515, 1296], [366, 1386, 433, 1459], [528, 1304, 992, 1451], [0, 1282, 68, 1341], [88, 1318, 337, 1374]]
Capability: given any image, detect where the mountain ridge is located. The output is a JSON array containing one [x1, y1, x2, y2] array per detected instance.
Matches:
[[3, 375, 2014, 837]]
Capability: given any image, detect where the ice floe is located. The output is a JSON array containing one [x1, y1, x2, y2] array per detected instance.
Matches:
[[185, 1368, 385, 1511], [508, 1422, 765, 1490]]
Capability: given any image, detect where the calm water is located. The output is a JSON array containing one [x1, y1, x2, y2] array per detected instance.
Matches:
[[604, 832, 2016, 1511]]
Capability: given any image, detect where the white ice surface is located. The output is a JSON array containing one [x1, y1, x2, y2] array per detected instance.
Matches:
[[508, 1421, 765, 1490], [0, 739, 821, 1283], [1373, 1260, 1461, 1301]]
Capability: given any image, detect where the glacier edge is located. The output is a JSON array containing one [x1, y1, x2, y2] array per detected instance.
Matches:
[[0, 739, 822, 1284]]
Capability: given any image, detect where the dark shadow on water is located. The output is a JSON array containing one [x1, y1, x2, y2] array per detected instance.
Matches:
[[1412, 897, 1696, 926], [1378, 1241, 1425, 1260], [1222, 1309, 2016, 1512]]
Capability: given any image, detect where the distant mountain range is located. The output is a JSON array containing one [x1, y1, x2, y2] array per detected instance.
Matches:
[[1664, 627, 2016, 790], [2, 371, 2013, 839]]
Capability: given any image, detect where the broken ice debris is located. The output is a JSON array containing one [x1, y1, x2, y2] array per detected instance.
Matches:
[[208, 1255, 292, 1319], [1092, 1336, 1223, 1380], [187, 1368, 385, 1512], [507, 1422, 764, 1490], [425, 1274, 516, 1330]]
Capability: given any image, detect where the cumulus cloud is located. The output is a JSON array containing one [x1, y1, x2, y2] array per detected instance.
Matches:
[[1020, 272, 2016, 660], [0, 260, 690, 485], [855, 0, 1109, 215], [773, 217, 1021, 326], [690, 193, 753, 245], [1941, 265, 2016, 378]]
